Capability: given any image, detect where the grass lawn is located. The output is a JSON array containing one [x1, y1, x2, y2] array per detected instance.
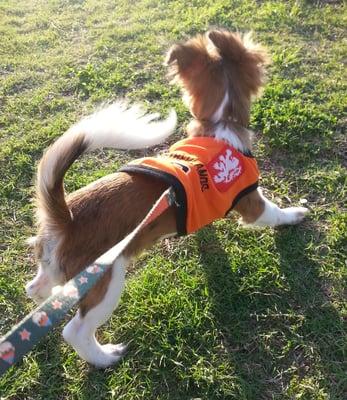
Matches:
[[0, 0, 346, 399]]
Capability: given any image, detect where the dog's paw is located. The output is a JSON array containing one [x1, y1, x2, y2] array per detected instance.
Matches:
[[283, 206, 309, 225], [102, 343, 128, 356], [92, 344, 127, 369]]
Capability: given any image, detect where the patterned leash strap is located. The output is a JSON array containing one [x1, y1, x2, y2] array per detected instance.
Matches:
[[0, 187, 176, 377]]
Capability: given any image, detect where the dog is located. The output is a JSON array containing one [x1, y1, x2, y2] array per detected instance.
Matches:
[[25, 30, 308, 368]]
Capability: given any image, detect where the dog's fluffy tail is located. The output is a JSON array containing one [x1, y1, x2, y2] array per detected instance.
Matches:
[[36, 101, 177, 228]]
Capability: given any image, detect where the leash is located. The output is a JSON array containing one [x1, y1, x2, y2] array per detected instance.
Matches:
[[0, 187, 176, 377]]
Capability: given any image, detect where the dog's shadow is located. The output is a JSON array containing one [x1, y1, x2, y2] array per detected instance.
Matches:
[[195, 223, 345, 397]]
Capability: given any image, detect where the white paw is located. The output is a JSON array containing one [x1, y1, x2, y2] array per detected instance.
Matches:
[[283, 206, 309, 225], [102, 343, 128, 356], [92, 344, 126, 369], [63, 318, 127, 368]]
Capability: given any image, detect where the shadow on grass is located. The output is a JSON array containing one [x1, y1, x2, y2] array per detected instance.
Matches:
[[274, 227, 346, 397], [36, 333, 66, 400], [196, 223, 345, 399], [31, 222, 345, 399]]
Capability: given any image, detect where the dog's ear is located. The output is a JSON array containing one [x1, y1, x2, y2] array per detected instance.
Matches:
[[206, 30, 236, 59], [165, 42, 206, 85], [166, 34, 222, 72], [206, 30, 269, 126], [206, 30, 225, 50], [165, 44, 180, 66], [165, 35, 226, 119], [207, 30, 269, 67], [165, 44, 196, 71], [205, 31, 223, 60]]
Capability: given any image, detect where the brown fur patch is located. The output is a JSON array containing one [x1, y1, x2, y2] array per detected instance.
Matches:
[[53, 172, 176, 316], [36, 133, 87, 230], [233, 189, 265, 223]]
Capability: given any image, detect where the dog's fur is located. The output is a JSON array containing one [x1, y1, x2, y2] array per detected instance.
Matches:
[[26, 30, 308, 368]]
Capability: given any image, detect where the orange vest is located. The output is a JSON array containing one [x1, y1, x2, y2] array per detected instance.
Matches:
[[121, 137, 259, 235]]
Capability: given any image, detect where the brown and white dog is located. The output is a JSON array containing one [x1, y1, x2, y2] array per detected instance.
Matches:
[[25, 30, 308, 368]]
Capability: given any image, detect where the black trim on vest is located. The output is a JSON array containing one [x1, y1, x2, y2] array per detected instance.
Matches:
[[225, 181, 259, 215], [241, 150, 255, 158], [120, 165, 188, 236]]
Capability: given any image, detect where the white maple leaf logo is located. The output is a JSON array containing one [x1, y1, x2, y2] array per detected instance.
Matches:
[[213, 149, 242, 184]]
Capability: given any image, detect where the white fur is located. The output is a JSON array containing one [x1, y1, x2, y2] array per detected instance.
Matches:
[[25, 266, 62, 303], [215, 124, 249, 153], [40, 102, 176, 191], [247, 188, 309, 227], [26, 238, 63, 303], [74, 102, 177, 151], [25, 265, 51, 301], [26, 236, 38, 247], [63, 256, 128, 368], [211, 91, 229, 123]]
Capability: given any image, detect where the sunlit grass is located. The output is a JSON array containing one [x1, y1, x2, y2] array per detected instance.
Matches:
[[0, 0, 346, 399]]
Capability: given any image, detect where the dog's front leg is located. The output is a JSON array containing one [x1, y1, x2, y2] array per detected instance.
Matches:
[[234, 187, 309, 227]]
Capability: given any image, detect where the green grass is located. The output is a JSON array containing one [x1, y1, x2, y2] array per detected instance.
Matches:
[[0, 0, 346, 399]]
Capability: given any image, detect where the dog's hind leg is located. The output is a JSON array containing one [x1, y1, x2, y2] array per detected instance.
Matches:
[[62, 206, 176, 367], [62, 256, 128, 368]]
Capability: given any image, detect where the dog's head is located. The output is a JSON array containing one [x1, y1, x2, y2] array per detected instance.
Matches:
[[165, 30, 269, 127]]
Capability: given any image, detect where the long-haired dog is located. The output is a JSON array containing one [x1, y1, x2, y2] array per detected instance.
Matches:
[[25, 30, 308, 367]]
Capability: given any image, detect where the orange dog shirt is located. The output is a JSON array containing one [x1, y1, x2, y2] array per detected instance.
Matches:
[[121, 137, 259, 236]]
